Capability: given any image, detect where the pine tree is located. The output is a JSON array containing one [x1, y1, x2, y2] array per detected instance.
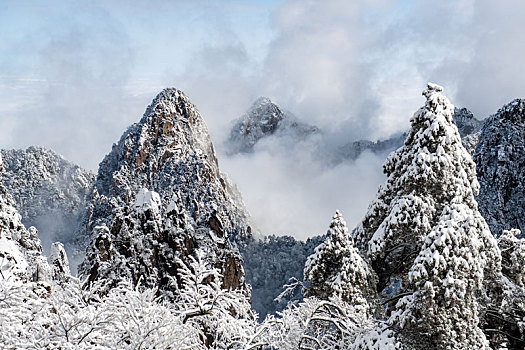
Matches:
[[487, 229, 525, 349], [355, 83, 500, 349], [392, 203, 492, 349], [304, 210, 376, 310], [355, 83, 500, 295]]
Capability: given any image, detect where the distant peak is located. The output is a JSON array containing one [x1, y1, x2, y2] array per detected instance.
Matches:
[[252, 96, 272, 106], [248, 97, 278, 114]]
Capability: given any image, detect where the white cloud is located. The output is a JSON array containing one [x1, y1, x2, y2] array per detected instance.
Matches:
[[1, 0, 524, 239], [220, 134, 386, 239]]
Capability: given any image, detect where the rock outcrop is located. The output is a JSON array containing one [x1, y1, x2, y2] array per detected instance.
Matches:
[[79, 88, 252, 296], [475, 99, 525, 235]]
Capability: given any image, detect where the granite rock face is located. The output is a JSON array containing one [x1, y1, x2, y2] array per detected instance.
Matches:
[[79, 88, 252, 296], [475, 99, 525, 235]]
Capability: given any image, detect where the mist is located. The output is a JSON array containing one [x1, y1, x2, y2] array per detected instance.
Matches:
[[1, 0, 525, 240], [220, 133, 387, 239]]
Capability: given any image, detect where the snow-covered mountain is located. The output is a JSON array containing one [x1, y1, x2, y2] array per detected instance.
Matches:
[[227, 97, 482, 165], [0, 147, 94, 259], [475, 99, 525, 236], [2, 84, 525, 349], [78, 88, 252, 295], [226, 97, 319, 154], [2, 92, 524, 324], [0, 153, 52, 282]]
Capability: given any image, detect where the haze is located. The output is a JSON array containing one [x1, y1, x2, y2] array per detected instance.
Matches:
[[1, 0, 524, 239]]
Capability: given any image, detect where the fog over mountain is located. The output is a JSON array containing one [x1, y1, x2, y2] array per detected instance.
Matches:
[[2, 0, 525, 241]]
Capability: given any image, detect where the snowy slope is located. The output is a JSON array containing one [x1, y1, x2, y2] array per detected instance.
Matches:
[[78, 88, 252, 295], [0, 147, 94, 258], [475, 99, 525, 236]]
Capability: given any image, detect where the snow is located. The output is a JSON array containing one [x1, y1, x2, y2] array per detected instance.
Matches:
[[166, 196, 178, 213], [0, 236, 28, 281], [133, 188, 161, 214]]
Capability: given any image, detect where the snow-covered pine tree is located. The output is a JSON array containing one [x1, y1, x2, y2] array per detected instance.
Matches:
[[353, 83, 501, 349], [392, 203, 493, 349], [304, 210, 376, 311], [175, 249, 257, 348], [355, 83, 500, 296]]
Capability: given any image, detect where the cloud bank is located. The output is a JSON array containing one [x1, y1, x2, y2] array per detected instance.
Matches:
[[1, 0, 524, 238]]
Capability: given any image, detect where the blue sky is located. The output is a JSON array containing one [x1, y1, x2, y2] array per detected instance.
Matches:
[[0, 0, 280, 168], [0, 1, 277, 78], [1, 0, 525, 238]]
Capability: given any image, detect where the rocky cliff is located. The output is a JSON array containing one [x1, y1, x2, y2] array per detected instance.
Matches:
[[78, 88, 252, 296], [475, 99, 525, 235], [0, 153, 51, 282]]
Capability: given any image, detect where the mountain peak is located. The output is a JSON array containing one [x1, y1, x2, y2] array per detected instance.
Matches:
[[141, 87, 205, 133], [151, 87, 190, 103], [252, 96, 272, 106], [226, 97, 318, 154], [79, 88, 251, 295], [147, 88, 192, 110], [247, 96, 283, 124]]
